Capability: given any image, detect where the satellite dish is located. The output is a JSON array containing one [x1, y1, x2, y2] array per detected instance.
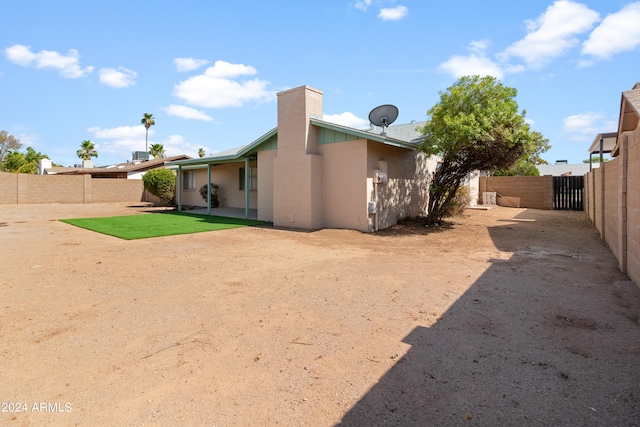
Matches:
[[369, 104, 399, 136]]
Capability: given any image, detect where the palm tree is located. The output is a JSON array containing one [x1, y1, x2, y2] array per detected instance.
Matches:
[[77, 140, 98, 161], [149, 143, 165, 159], [198, 148, 205, 158], [141, 113, 155, 152]]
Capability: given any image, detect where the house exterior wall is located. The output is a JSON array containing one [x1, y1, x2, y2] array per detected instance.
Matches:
[[585, 125, 640, 288], [367, 142, 434, 230], [318, 140, 368, 230], [257, 150, 275, 222], [478, 176, 553, 210], [0, 172, 145, 204]]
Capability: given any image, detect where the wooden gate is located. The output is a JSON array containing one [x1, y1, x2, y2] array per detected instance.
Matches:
[[553, 176, 584, 210]]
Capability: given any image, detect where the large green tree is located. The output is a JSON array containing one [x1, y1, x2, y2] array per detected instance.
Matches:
[[419, 75, 544, 225], [493, 130, 550, 176], [141, 113, 155, 152], [76, 140, 98, 161], [0, 130, 23, 163], [0, 147, 50, 174]]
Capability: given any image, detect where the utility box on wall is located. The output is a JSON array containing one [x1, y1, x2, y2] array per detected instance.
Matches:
[[368, 201, 377, 214]]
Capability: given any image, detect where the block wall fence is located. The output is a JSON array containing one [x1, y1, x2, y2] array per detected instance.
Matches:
[[478, 175, 554, 210], [585, 130, 640, 288], [0, 172, 150, 204]]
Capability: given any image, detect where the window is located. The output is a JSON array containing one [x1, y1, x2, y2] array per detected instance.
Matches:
[[183, 170, 195, 190], [239, 167, 258, 190]]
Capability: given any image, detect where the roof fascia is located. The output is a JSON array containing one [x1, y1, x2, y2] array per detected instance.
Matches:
[[165, 128, 277, 167]]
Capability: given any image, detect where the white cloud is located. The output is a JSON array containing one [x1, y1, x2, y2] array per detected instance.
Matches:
[[4, 44, 93, 78], [87, 125, 148, 154], [439, 54, 504, 79], [87, 125, 203, 159], [439, 39, 507, 79], [499, 1, 599, 69], [174, 57, 210, 72], [354, 0, 371, 11], [378, 5, 408, 21], [323, 112, 369, 129], [582, 2, 640, 59], [99, 67, 136, 88], [561, 112, 616, 141], [164, 104, 213, 121], [160, 134, 204, 158], [469, 39, 491, 54], [173, 60, 274, 108]]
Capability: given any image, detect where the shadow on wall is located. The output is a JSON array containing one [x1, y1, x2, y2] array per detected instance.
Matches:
[[374, 152, 432, 228], [336, 210, 640, 426]]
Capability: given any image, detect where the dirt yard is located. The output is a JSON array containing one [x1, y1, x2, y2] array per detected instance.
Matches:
[[1, 203, 639, 426]]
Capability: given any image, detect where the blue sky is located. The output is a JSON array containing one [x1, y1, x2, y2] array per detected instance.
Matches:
[[2, 0, 639, 167]]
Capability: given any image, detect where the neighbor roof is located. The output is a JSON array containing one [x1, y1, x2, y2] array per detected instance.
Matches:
[[48, 155, 191, 175], [588, 132, 617, 155], [612, 83, 640, 156]]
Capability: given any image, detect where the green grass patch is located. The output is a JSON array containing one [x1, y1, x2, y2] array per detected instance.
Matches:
[[60, 211, 267, 240]]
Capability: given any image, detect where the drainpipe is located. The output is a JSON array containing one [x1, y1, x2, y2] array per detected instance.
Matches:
[[374, 180, 378, 232]]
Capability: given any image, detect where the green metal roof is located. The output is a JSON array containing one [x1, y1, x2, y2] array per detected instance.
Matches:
[[165, 128, 277, 168], [165, 118, 427, 168]]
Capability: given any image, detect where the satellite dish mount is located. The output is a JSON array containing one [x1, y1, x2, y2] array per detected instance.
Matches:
[[369, 104, 399, 136]]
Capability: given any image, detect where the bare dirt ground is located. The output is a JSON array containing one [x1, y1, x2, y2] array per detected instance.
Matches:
[[1, 203, 639, 426]]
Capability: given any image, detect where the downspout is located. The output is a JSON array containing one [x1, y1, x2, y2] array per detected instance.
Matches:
[[374, 180, 378, 232], [245, 157, 250, 219], [177, 165, 182, 211], [207, 164, 212, 215]]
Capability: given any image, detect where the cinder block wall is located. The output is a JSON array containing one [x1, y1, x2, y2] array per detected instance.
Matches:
[[479, 176, 553, 210], [91, 178, 145, 203], [0, 172, 146, 204], [0, 172, 18, 204], [585, 127, 640, 288]]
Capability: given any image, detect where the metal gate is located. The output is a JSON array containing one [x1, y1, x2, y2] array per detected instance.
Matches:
[[553, 176, 584, 210]]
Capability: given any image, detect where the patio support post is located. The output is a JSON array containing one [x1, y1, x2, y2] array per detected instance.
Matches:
[[177, 166, 182, 211], [244, 157, 250, 219], [207, 164, 212, 215]]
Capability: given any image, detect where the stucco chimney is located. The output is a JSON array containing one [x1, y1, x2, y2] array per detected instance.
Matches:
[[272, 85, 324, 230], [276, 85, 323, 155]]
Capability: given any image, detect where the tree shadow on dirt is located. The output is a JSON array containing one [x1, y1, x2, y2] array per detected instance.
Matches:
[[336, 210, 640, 426]]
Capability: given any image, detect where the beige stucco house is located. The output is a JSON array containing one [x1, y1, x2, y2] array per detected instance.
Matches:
[[166, 85, 438, 232]]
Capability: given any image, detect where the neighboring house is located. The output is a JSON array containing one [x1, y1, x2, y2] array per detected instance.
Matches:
[[43, 155, 191, 179], [166, 85, 440, 232], [537, 162, 598, 177]]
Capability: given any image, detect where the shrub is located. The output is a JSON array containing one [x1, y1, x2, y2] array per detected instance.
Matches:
[[199, 183, 220, 208], [142, 169, 176, 206], [442, 185, 471, 218]]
